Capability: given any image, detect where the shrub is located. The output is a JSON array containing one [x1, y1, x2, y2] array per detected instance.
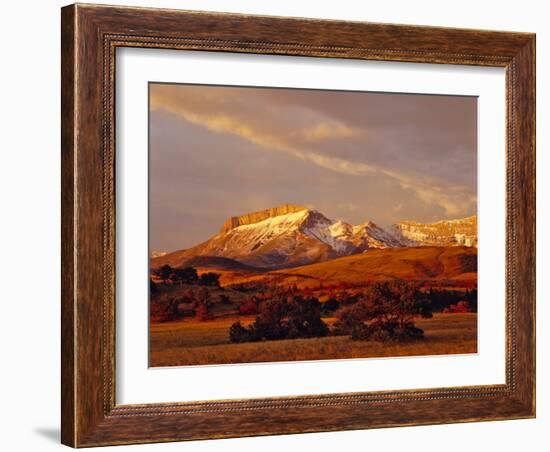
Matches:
[[150, 294, 180, 322], [219, 294, 232, 305], [426, 288, 478, 313], [156, 264, 173, 284], [332, 302, 372, 335], [172, 267, 199, 285], [195, 303, 211, 321], [322, 298, 340, 313], [199, 272, 221, 287], [194, 287, 212, 321], [396, 323, 424, 341], [285, 297, 329, 339], [444, 300, 472, 313], [253, 298, 289, 340], [228, 295, 329, 343], [350, 323, 372, 340], [229, 321, 258, 343], [239, 296, 259, 315], [368, 324, 394, 342], [334, 281, 432, 343], [149, 278, 157, 294]]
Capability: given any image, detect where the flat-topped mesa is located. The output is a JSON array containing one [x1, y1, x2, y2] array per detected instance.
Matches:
[[219, 204, 307, 234]]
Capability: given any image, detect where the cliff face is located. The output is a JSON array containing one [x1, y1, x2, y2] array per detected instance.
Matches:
[[219, 204, 307, 234], [393, 216, 477, 247]]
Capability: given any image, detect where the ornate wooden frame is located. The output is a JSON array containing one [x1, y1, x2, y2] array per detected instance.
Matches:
[[61, 3, 535, 447]]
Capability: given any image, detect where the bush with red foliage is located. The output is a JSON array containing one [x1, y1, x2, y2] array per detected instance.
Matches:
[[194, 287, 212, 321], [150, 294, 180, 322], [239, 296, 259, 315], [194, 303, 212, 321], [443, 300, 472, 313]]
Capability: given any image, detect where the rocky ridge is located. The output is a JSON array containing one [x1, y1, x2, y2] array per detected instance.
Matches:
[[152, 204, 477, 270]]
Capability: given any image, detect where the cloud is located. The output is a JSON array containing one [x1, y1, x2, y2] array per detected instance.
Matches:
[[150, 84, 476, 219], [300, 122, 359, 142]]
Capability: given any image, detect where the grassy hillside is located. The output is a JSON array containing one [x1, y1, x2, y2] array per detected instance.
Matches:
[[208, 246, 477, 289]]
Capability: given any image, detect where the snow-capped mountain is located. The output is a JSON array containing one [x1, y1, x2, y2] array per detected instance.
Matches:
[[393, 216, 477, 247], [152, 204, 477, 270]]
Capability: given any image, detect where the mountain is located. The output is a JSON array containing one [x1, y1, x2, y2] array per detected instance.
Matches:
[[393, 216, 477, 247], [151, 204, 477, 270]]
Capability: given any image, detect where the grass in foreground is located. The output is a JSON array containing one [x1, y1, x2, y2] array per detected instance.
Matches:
[[149, 313, 477, 367]]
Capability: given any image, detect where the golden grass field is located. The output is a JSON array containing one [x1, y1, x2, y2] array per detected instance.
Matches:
[[149, 312, 477, 367], [186, 246, 477, 289]]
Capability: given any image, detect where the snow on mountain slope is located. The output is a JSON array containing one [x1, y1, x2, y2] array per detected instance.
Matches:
[[352, 221, 408, 250], [393, 216, 477, 247], [151, 205, 477, 270]]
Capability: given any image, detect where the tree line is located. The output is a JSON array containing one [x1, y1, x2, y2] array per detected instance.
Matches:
[[150, 265, 222, 322], [230, 281, 435, 344], [151, 264, 220, 287], [149, 264, 477, 344]]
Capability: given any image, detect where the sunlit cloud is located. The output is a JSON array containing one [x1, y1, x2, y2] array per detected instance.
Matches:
[[300, 122, 360, 142]]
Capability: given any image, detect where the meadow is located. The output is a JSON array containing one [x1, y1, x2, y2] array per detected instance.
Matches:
[[150, 312, 477, 366]]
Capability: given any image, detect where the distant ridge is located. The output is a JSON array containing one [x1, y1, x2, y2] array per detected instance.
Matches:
[[394, 216, 477, 247]]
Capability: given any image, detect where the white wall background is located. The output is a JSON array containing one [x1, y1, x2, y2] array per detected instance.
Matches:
[[0, 1, 546, 451]]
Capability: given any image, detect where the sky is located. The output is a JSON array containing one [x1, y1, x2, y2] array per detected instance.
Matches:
[[149, 83, 477, 252]]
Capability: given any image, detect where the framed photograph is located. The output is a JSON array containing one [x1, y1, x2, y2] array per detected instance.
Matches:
[[61, 3, 535, 447]]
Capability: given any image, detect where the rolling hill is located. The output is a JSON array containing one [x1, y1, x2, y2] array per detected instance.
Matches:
[[189, 246, 477, 289]]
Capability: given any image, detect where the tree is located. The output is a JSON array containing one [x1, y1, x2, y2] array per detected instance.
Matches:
[[229, 321, 257, 343], [322, 298, 340, 313], [444, 300, 472, 313], [334, 281, 432, 342], [195, 303, 211, 321], [150, 294, 179, 322], [172, 267, 199, 285], [285, 297, 328, 339], [157, 264, 173, 284], [219, 294, 231, 305], [181, 289, 195, 304], [239, 296, 259, 315], [199, 272, 221, 287], [228, 294, 329, 343], [194, 287, 212, 321], [149, 278, 157, 294], [252, 297, 289, 340]]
